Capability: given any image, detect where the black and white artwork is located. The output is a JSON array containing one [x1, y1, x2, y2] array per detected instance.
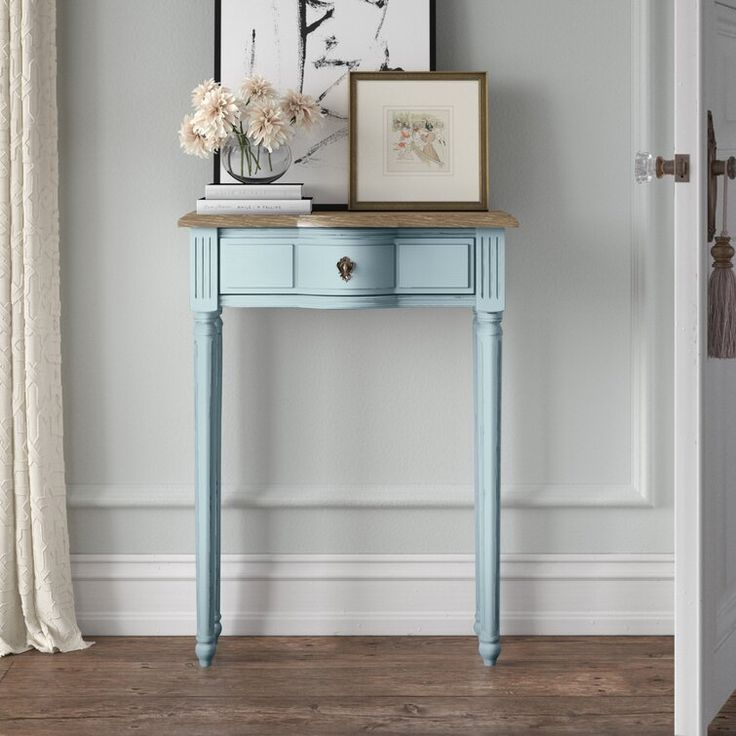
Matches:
[[217, 0, 434, 205]]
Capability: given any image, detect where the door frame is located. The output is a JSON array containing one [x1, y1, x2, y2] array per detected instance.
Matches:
[[674, 0, 705, 733]]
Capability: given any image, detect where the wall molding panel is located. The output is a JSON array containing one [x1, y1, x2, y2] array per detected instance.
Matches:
[[626, 0, 651, 509], [65, 6, 660, 517], [67, 481, 653, 509], [72, 553, 674, 636]]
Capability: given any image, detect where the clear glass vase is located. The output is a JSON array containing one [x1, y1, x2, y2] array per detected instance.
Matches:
[[221, 133, 292, 184]]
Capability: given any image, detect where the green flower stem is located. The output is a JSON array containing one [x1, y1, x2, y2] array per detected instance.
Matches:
[[247, 143, 261, 173], [235, 124, 253, 177], [227, 126, 283, 178]]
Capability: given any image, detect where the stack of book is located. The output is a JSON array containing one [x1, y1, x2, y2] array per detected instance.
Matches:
[[196, 182, 312, 215]]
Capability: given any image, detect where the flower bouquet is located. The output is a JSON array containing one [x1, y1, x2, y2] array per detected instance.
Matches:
[[178, 75, 322, 183]]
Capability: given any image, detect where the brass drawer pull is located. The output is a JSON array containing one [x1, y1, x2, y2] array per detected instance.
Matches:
[[336, 256, 355, 282]]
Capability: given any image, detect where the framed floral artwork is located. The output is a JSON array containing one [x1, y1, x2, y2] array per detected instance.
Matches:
[[349, 72, 488, 211], [215, 0, 435, 207]]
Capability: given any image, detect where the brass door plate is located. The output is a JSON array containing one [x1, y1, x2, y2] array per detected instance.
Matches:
[[708, 110, 736, 242]]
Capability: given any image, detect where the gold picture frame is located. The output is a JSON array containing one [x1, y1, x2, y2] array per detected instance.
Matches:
[[349, 71, 488, 211]]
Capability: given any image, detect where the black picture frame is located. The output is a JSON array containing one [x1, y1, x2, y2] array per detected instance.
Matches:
[[212, 0, 437, 205]]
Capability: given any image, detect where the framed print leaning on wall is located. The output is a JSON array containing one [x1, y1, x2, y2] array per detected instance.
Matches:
[[349, 71, 488, 210], [215, 0, 435, 207]]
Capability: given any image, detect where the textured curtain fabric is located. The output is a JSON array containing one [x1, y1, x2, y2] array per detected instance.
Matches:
[[0, 0, 88, 655]]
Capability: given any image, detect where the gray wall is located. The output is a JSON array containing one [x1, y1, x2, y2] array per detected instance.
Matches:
[[59, 0, 673, 556]]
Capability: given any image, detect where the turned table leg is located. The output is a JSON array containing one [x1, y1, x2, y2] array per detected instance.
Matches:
[[213, 316, 223, 642], [474, 310, 503, 667], [193, 309, 222, 667]]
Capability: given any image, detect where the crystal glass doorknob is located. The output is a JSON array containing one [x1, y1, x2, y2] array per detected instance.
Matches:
[[635, 151, 690, 183], [635, 152, 656, 183]]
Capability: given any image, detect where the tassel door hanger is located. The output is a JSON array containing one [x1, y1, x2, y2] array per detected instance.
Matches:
[[708, 170, 736, 358]]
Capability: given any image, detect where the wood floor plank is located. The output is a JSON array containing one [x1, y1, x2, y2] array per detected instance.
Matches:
[[710, 694, 736, 734], [0, 696, 676, 736], [25, 635, 671, 660], [0, 695, 674, 721], [2, 635, 731, 736], [0, 660, 673, 699], [4, 649, 673, 673], [5, 635, 674, 668], [0, 713, 676, 736]]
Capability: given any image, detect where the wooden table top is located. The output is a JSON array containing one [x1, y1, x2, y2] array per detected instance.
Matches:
[[178, 210, 519, 229]]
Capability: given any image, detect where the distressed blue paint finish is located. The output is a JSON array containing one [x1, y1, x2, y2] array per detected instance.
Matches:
[[220, 293, 476, 310], [190, 229, 219, 311], [475, 229, 505, 313], [188, 224, 507, 667], [473, 229, 505, 661], [300, 243, 396, 291], [474, 311, 503, 666], [395, 238, 475, 292], [193, 310, 222, 667], [219, 228, 477, 297], [213, 315, 223, 643], [220, 241, 295, 291], [191, 229, 222, 667]]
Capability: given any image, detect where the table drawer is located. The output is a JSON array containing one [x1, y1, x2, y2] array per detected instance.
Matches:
[[218, 232, 477, 297], [395, 238, 474, 293], [297, 244, 395, 292], [220, 240, 294, 292]]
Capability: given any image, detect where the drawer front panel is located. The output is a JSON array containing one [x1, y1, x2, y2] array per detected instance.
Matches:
[[220, 240, 294, 292], [396, 239, 474, 293], [297, 244, 395, 291]]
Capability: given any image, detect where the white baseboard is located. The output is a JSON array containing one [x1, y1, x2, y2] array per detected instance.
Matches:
[[71, 553, 674, 637]]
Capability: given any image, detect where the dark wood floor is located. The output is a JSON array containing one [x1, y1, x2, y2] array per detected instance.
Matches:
[[0, 635, 733, 735]]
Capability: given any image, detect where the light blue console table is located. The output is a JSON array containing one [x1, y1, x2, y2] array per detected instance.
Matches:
[[179, 209, 518, 669]]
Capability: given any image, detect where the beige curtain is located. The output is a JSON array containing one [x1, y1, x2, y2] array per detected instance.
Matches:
[[0, 0, 88, 655]]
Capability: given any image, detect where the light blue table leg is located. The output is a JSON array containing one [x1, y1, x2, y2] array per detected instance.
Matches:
[[474, 310, 502, 667], [473, 400, 480, 638], [213, 316, 222, 642], [193, 309, 222, 668]]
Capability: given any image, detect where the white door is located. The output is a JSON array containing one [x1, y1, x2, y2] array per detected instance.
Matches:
[[675, 0, 736, 733]]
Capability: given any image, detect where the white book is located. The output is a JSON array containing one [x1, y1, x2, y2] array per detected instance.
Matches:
[[196, 198, 312, 215], [204, 182, 303, 200]]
